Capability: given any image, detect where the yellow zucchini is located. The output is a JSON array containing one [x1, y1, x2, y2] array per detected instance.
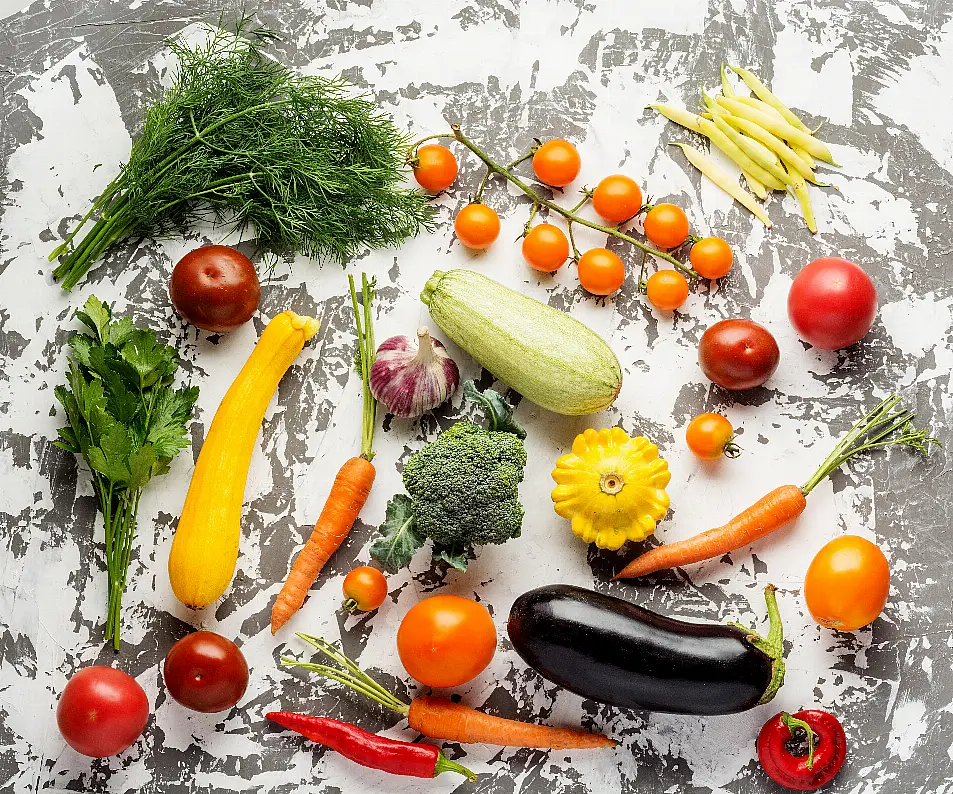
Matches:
[[169, 310, 319, 608]]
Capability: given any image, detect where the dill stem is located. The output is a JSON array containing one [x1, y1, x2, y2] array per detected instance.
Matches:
[[449, 124, 695, 275]]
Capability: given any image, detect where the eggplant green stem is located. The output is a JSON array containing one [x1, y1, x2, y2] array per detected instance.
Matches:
[[729, 584, 785, 705]]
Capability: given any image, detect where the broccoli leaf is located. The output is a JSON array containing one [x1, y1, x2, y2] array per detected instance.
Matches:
[[463, 381, 526, 439], [370, 494, 426, 572], [432, 542, 470, 572]]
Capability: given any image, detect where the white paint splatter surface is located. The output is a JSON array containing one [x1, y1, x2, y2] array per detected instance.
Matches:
[[1, 1, 951, 792]]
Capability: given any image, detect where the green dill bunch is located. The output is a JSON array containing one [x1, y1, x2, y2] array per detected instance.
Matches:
[[49, 16, 434, 291], [402, 420, 527, 549]]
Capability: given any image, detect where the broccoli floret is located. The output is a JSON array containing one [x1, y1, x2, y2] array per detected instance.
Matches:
[[403, 420, 527, 549]]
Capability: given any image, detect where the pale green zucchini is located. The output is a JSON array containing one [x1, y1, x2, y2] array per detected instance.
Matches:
[[420, 270, 622, 416]]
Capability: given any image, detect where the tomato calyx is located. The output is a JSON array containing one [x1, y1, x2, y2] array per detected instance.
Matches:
[[722, 435, 742, 459], [341, 598, 360, 614]]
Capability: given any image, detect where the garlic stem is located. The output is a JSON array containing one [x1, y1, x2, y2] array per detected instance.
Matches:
[[415, 327, 438, 364]]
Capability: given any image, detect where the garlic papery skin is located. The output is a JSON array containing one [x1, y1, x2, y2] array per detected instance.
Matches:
[[370, 327, 461, 418]]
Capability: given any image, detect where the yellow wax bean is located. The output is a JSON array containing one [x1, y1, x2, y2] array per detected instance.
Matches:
[[696, 117, 787, 191], [782, 160, 817, 233], [721, 63, 736, 98], [728, 99, 823, 168], [720, 114, 816, 181], [709, 108, 795, 186], [742, 170, 769, 199], [730, 65, 811, 133], [670, 142, 772, 228], [715, 97, 838, 164], [649, 104, 703, 134]]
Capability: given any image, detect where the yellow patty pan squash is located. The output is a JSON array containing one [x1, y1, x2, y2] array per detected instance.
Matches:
[[551, 427, 671, 550]]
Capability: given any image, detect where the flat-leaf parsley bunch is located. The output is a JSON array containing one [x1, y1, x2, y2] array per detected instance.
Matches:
[[55, 296, 198, 648]]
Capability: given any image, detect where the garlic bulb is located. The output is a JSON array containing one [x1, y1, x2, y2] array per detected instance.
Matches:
[[370, 327, 460, 417]]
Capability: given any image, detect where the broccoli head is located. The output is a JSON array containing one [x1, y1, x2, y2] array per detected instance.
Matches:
[[403, 420, 527, 548]]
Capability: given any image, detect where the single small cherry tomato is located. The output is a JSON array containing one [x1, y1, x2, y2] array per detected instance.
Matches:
[[685, 413, 739, 460], [577, 247, 625, 295], [690, 237, 734, 279], [532, 139, 581, 187], [57, 666, 149, 758], [592, 174, 643, 223], [643, 203, 690, 249], [522, 223, 570, 272], [788, 257, 878, 350], [645, 269, 689, 311], [454, 203, 501, 250], [412, 144, 458, 192], [758, 709, 847, 791], [804, 535, 890, 631], [698, 319, 780, 390], [163, 631, 249, 713], [170, 245, 261, 333], [397, 595, 497, 688], [342, 566, 388, 613]]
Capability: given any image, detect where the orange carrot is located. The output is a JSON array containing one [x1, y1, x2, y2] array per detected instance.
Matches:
[[408, 695, 614, 749], [615, 485, 804, 579], [283, 634, 615, 750], [616, 395, 937, 579], [271, 273, 379, 634]]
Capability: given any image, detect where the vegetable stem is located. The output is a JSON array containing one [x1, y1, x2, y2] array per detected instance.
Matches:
[[349, 274, 378, 460], [730, 584, 785, 705], [449, 124, 694, 275], [781, 712, 817, 770]]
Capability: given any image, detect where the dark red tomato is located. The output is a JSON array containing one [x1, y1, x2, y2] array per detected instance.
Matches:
[[163, 631, 249, 713], [758, 710, 847, 790], [788, 257, 877, 350], [698, 319, 780, 390], [57, 666, 149, 757], [170, 245, 261, 333]]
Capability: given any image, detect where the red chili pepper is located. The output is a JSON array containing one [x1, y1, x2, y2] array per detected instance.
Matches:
[[267, 711, 476, 782], [757, 709, 847, 791]]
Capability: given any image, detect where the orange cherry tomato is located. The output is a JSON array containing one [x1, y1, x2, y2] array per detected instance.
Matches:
[[522, 223, 570, 272], [643, 203, 690, 249], [454, 203, 501, 250], [341, 566, 388, 613], [690, 237, 734, 279], [532, 139, 581, 187], [577, 248, 625, 295], [804, 536, 890, 632], [645, 269, 689, 311], [396, 595, 497, 688], [591, 174, 643, 223], [412, 144, 458, 192], [685, 413, 738, 461]]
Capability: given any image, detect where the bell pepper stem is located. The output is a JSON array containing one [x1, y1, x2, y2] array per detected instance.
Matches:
[[729, 584, 785, 705], [781, 712, 817, 770], [434, 752, 478, 782]]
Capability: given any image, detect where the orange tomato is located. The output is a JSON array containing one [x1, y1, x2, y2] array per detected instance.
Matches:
[[396, 595, 497, 688], [685, 413, 737, 460], [522, 223, 570, 272], [577, 248, 625, 295], [643, 203, 690, 249], [592, 175, 643, 223], [645, 269, 689, 311], [804, 536, 890, 632], [454, 203, 501, 250], [412, 144, 458, 192], [341, 566, 388, 613], [690, 237, 734, 279], [532, 139, 581, 187]]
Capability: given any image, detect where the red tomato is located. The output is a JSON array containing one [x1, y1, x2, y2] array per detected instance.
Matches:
[[412, 144, 458, 192], [342, 566, 388, 612], [163, 631, 249, 713], [454, 203, 501, 250], [645, 270, 689, 311], [522, 223, 570, 272], [698, 319, 780, 390], [591, 175, 643, 223], [532, 139, 581, 187], [690, 237, 734, 279], [804, 536, 890, 631], [577, 247, 625, 295], [758, 710, 847, 790], [788, 257, 878, 350], [170, 245, 261, 333], [643, 203, 690, 249], [685, 413, 738, 460], [57, 666, 149, 757], [397, 595, 497, 688]]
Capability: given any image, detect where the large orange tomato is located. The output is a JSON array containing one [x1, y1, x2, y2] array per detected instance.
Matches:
[[804, 536, 890, 631], [397, 595, 496, 687]]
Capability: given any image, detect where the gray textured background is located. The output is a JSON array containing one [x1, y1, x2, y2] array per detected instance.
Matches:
[[2, 1, 952, 792]]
